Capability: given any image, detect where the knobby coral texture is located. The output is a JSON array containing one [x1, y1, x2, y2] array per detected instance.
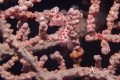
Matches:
[[0, 0, 120, 80]]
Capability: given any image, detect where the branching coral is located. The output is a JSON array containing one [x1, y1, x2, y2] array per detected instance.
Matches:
[[0, 0, 120, 80]]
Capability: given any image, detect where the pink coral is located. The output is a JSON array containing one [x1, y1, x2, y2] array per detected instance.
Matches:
[[0, 0, 120, 80]]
